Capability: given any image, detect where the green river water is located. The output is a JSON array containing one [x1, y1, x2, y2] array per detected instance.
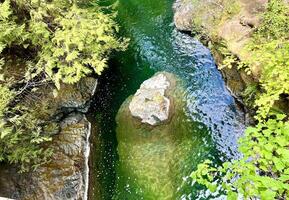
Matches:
[[88, 0, 245, 199]]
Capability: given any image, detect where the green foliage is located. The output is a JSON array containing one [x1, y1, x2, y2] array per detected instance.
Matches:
[[0, 85, 13, 117], [219, 54, 237, 69], [207, 39, 252, 77], [0, 0, 26, 54], [252, 40, 289, 119], [0, 85, 53, 172], [242, 83, 260, 108], [1, 0, 127, 88], [219, 52, 251, 75], [191, 115, 289, 199], [191, 0, 289, 199], [0, 0, 126, 171], [245, 0, 289, 120], [256, 0, 289, 40], [29, 2, 127, 88]]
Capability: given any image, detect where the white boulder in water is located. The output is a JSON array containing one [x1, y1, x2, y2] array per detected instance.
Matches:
[[129, 73, 171, 125]]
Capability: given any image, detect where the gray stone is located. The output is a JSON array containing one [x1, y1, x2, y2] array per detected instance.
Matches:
[[57, 77, 98, 113], [173, 0, 194, 31], [129, 73, 171, 126]]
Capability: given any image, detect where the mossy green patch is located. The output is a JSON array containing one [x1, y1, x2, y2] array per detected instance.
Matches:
[[113, 74, 217, 199]]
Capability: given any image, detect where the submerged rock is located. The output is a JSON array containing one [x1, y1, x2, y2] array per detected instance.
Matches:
[[114, 72, 215, 199], [129, 73, 171, 125]]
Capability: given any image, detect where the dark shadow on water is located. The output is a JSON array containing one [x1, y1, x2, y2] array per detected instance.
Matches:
[[87, 56, 155, 199]]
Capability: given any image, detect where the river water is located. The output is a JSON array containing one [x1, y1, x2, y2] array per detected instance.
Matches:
[[88, 0, 245, 199]]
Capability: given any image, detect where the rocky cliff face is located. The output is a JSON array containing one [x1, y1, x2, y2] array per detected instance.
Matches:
[[173, 0, 194, 32], [173, 0, 267, 58], [0, 77, 97, 200], [173, 0, 268, 97]]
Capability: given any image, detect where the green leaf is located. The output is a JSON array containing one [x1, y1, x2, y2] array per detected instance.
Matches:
[[0, 0, 11, 20], [1, 128, 10, 139], [260, 189, 276, 200], [273, 157, 285, 171], [227, 191, 238, 200], [65, 50, 79, 62]]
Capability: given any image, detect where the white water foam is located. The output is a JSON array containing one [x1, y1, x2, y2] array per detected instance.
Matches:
[[83, 119, 92, 200]]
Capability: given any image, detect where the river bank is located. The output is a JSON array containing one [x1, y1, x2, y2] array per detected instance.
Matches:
[[173, 0, 266, 96]]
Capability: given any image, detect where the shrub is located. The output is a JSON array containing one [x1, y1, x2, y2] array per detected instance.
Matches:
[[0, 0, 126, 171], [191, 0, 289, 199], [191, 115, 289, 199]]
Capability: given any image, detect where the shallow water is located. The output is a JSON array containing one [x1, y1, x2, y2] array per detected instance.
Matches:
[[88, 0, 245, 199]]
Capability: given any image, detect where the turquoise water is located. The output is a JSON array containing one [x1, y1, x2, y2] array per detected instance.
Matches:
[[88, 0, 245, 199]]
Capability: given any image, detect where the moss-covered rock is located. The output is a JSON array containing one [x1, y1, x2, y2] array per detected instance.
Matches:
[[113, 72, 214, 199]]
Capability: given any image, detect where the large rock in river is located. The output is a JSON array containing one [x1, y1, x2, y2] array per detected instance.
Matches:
[[113, 72, 213, 199], [129, 73, 171, 126]]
